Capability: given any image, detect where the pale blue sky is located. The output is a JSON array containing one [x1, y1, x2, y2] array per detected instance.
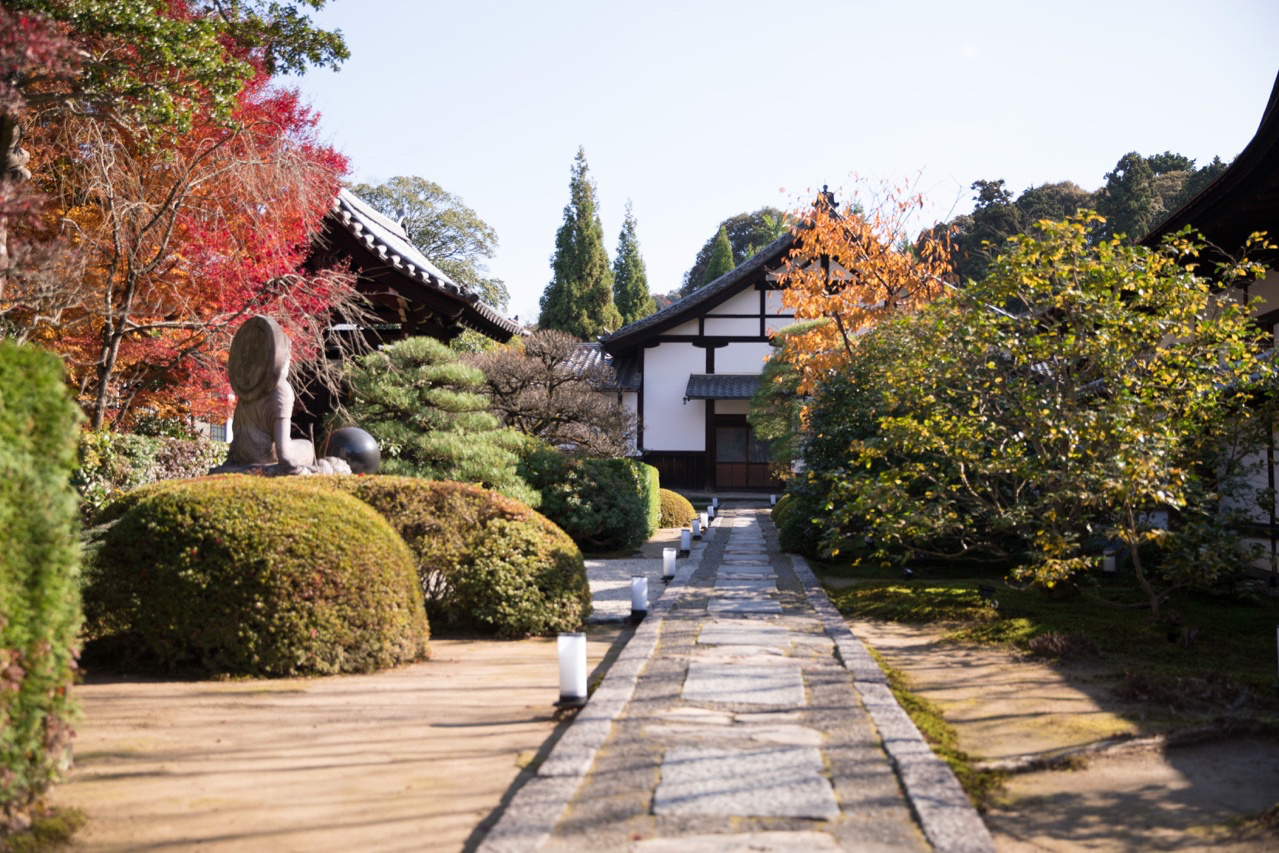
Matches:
[[292, 0, 1279, 325]]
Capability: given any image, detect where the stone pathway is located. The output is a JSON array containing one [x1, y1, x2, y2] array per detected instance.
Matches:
[[481, 507, 994, 852]]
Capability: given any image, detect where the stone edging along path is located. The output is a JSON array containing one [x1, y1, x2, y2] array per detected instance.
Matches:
[[479, 513, 994, 852]]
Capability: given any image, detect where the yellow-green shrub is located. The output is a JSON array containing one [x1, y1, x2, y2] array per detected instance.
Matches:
[[659, 489, 695, 527], [84, 477, 428, 676], [323, 477, 590, 638], [0, 343, 82, 833]]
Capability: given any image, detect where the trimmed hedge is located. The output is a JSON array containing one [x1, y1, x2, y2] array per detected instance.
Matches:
[[320, 478, 590, 638], [0, 343, 83, 833], [84, 477, 428, 676], [659, 489, 696, 528], [519, 450, 660, 552]]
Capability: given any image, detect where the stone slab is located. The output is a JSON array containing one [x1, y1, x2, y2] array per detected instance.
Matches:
[[652, 746, 839, 819], [681, 659, 804, 705], [707, 598, 783, 615], [714, 579, 777, 591], [634, 832, 841, 852], [698, 621, 789, 647], [716, 572, 777, 581]]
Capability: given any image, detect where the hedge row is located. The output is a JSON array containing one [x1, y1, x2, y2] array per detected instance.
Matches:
[[74, 429, 224, 519], [519, 450, 660, 552], [84, 477, 429, 676], [0, 343, 83, 833]]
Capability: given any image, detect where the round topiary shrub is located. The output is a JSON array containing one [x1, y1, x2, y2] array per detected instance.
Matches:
[[324, 477, 591, 638], [659, 489, 696, 528], [84, 477, 429, 676], [771, 492, 794, 525]]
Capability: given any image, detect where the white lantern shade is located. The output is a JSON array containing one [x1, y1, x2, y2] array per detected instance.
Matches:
[[631, 575, 648, 613], [691, 518, 701, 538], [663, 547, 676, 579], [557, 633, 587, 703], [680, 529, 691, 551]]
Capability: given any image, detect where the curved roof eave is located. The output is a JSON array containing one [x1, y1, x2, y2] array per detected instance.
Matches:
[[332, 188, 520, 340]]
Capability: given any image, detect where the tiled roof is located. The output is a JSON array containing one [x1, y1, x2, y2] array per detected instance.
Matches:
[[600, 230, 795, 355], [684, 374, 761, 400], [331, 189, 520, 339], [570, 343, 641, 391]]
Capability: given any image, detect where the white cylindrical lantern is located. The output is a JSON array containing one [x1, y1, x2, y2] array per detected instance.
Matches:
[[708, 505, 716, 520], [691, 517, 702, 540], [770, 494, 777, 506], [631, 575, 648, 617], [712, 496, 719, 509], [663, 547, 676, 579], [679, 528, 691, 555], [557, 632, 587, 706], [699, 511, 709, 530], [1103, 549, 1117, 574]]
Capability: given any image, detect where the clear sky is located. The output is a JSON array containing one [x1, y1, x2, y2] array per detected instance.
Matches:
[[291, 0, 1279, 325]]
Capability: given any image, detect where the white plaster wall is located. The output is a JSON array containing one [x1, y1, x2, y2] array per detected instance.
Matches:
[[764, 290, 787, 314], [711, 289, 762, 315], [667, 318, 700, 336], [704, 317, 761, 336], [622, 391, 639, 454], [643, 342, 705, 451], [717, 342, 773, 374]]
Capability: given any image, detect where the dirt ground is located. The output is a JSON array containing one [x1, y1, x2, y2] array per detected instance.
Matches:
[[50, 627, 625, 853], [851, 619, 1279, 852]]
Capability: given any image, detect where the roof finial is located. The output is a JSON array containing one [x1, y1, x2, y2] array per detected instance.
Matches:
[[818, 184, 837, 211]]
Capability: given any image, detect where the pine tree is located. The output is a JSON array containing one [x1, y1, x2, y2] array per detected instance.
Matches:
[[538, 147, 622, 339], [701, 225, 736, 287], [343, 336, 538, 506], [612, 201, 656, 326]]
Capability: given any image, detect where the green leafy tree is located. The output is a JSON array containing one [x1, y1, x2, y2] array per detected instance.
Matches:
[[816, 214, 1267, 617], [701, 226, 736, 287], [342, 336, 538, 506], [538, 147, 621, 339], [348, 176, 509, 311], [680, 207, 788, 296], [612, 201, 656, 326]]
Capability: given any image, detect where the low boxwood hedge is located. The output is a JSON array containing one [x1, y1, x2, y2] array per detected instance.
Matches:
[[659, 489, 696, 528], [321, 477, 590, 638], [84, 477, 429, 676], [519, 450, 660, 552]]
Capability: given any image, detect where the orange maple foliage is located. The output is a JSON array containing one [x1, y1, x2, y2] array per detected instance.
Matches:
[[17, 70, 355, 429], [776, 179, 953, 396]]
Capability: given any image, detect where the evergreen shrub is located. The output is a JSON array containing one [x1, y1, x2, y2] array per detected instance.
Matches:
[[323, 477, 590, 638], [84, 477, 428, 676], [74, 430, 224, 520], [658, 489, 695, 528], [0, 343, 83, 833], [519, 450, 660, 552]]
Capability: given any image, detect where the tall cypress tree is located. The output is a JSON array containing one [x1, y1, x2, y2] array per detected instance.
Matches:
[[539, 147, 621, 339], [701, 225, 736, 287], [612, 201, 656, 326]]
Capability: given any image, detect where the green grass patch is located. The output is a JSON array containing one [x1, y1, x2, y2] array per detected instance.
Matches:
[[825, 573, 1279, 705], [1, 807, 86, 852], [867, 647, 1004, 810]]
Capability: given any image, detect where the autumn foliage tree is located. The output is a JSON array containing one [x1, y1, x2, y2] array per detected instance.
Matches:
[[777, 182, 952, 396], [2, 2, 359, 428]]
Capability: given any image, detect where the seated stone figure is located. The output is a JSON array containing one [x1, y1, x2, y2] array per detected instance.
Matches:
[[211, 316, 348, 476]]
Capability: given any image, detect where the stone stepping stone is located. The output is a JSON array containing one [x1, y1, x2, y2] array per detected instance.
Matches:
[[707, 598, 783, 615], [717, 564, 773, 573], [714, 579, 776, 591], [634, 831, 841, 852], [644, 721, 823, 747], [652, 746, 839, 819], [716, 572, 777, 582], [681, 659, 805, 706]]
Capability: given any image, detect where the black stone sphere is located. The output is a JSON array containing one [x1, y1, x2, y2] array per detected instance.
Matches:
[[323, 427, 381, 474]]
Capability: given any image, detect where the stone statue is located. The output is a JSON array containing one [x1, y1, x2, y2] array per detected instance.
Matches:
[[210, 316, 351, 476]]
